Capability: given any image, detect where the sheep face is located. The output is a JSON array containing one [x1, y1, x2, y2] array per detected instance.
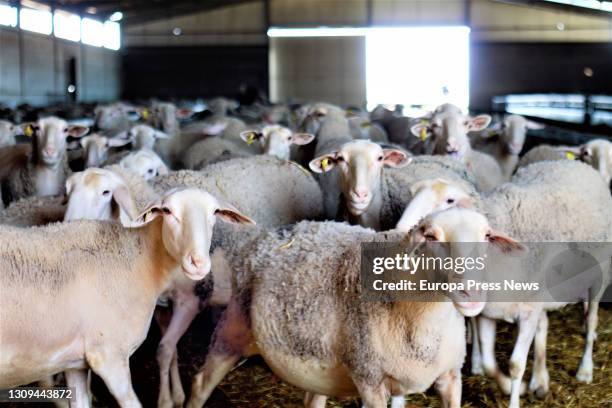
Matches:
[[80, 134, 130, 168], [133, 188, 255, 280], [395, 178, 474, 233], [0, 120, 21, 147], [64, 168, 137, 223], [410, 207, 524, 316], [412, 111, 491, 159], [94, 104, 130, 131], [310, 140, 409, 216], [119, 124, 170, 151], [120, 149, 168, 181], [240, 125, 314, 160], [581, 139, 612, 185], [24, 117, 88, 166]]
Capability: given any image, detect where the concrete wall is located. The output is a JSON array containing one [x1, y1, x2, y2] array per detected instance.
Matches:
[[0, 26, 120, 107]]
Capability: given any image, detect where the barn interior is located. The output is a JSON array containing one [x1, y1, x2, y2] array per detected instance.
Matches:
[[0, 1, 611, 407]]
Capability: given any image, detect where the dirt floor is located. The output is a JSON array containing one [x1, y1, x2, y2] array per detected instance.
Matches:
[[3, 304, 610, 408]]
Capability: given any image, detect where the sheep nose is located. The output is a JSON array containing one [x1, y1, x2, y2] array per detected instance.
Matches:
[[190, 255, 206, 269], [44, 147, 55, 156], [353, 189, 368, 199]]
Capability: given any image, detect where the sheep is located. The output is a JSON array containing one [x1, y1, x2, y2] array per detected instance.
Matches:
[[0, 117, 89, 204], [0, 196, 66, 227], [94, 102, 137, 134], [348, 115, 389, 143], [80, 134, 131, 168], [149, 155, 323, 407], [310, 139, 479, 230], [395, 160, 612, 408], [153, 155, 323, 228], [411, 109, 503, 192], [578, 138, 612, 187], [186, 208, 526, 408], [119, 149, 169, 181], [472, 115, 544, 180], [116, 123, 171, 152], [0, 188, 255, 408], [183, 136, 254, 170], [517, 144, 574, 168], [0, 119, 22, 147], [239, 125, 315, 160]]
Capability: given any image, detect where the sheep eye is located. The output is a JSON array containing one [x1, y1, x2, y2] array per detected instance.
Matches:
[[287, 136, 292, 141], [147, 169, 154, 174], [162, 207, 172, 214], [485, 233, 492, 240], [424, 234, 437, 241], [377, 156, 383, 161], [336, 156, 344, 162], [102, 190, 111, 196], [446, 198, 455, 204], [64, 128, 69, 132]]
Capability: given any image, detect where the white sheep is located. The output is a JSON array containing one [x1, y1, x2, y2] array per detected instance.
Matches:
[[396, 160, 612, 408], [186, 208, 524, 408], [94, 102, 137, 134], [0, 188, 254, 408], [183, 136, 254, 170], [239, 125, 315, 160], [0, 196, 66, 227], [0, 120, 22, 147], [517, 144, 574, 168], [472, 115, 544, 180], [119, 149, 169, 181], [148, 155, 323, 407], [310, 139, 479, 230], [0, 117, 89, 204], [411, 109, 504, 192], [80, 133, 131, 168]]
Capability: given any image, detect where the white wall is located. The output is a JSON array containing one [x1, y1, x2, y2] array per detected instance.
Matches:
[[0, 26, 120, 107]]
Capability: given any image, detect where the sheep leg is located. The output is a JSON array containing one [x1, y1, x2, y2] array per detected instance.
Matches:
[[469, 317, 484, 375], [353, 378, 388, 408], [39, 375, 68, 408], [65, 369, 90, 408], [389, 395, 405, 408], [156, 295, 199, 408], [304, 391, 328, 408], [576, 293, 600, 383], [87, 353, 141, 408], [508, 313, 539, 408], [528, 311, 549, 398], [187, 300, 251, 408], [435, 367, 461, 408]]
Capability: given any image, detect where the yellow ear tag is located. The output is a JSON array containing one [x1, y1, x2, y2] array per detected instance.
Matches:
[[565, 151, 576, 160], [24, 125, 33, 137], [361, 122, 371, 128], [420, 127, 428, 141], [246, 133, 255, 145], [142, 109, 150, 120], [321, 158, 329, 171]]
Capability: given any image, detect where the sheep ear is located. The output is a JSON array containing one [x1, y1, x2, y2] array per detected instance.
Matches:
[[112, 184, 139, 222], [410, 123, 431, 141], [467, 115, 491, 131], [67, 125, 89, 138], [107, 137, 131, 147], [481, 122, 501, 138], [129, 203, 163, 227], [202, 122, 228, 136], [176, 108, 193, 119], [240, 130, 263, 145], [154, 130, 170, 139], [409, 178, 449, 196], [383, 149, 411, 168], [488, 230, 526, 254], [309, 153, 337, 173], [526, 120, 545, 130], [291, 133, 315, 146], [214, 203, 255, 225]]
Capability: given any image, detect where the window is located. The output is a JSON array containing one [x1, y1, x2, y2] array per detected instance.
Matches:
[[366, 27, 470, 115], [20, 7, 52, 35], [54, 10, 80, 42], [103, 21, 120, 50], [0, 4, 17, 27], [81, 17, 105, 47]]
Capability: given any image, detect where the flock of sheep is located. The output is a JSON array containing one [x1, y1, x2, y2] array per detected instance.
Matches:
[[0, 97, 611, 408]]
